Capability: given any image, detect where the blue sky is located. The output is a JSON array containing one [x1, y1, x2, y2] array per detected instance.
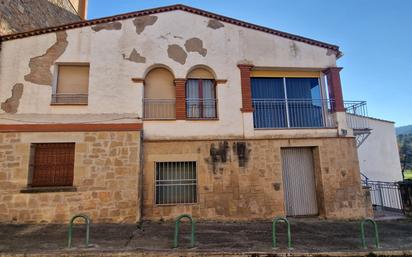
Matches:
[[88, 0, 412, 126]]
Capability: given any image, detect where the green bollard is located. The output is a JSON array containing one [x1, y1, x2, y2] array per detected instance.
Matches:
[[272, 216, 292, 249], [67, 214, 91, 248], [173, 214, 195, 248], [360, 218, 380, 249]]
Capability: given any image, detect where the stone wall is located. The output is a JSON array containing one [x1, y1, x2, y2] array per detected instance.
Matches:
[[142, 137, 372, 221], [0, 131, 141, 223], [0, 0, 81, 35]]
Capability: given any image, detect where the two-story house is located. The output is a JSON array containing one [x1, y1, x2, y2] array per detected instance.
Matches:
[[0, 4, 372, 223]]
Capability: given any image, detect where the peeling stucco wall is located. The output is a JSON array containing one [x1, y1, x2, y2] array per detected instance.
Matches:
[[0, 10, 338, 138], [123, 49, 146, 63], [133, 16, 158, 34], [92, 21, 122, 32], [1, 83, 24, 114], [207, 19, 224, 30], [24, 31, 68, 86], [185, 38, 207, 57], [167, 44, 187, 65]]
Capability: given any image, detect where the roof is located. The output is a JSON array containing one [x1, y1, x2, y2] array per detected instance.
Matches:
[[0, 4, 342, 57]]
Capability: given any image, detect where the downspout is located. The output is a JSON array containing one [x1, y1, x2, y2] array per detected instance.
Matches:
[[137, 129, 144, 223]]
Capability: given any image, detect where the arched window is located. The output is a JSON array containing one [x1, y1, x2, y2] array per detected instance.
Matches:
[[186, 68, 217, 119], [144, 67, 175, 119]]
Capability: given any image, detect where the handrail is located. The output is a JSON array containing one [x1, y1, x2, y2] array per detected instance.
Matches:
[[272, 216, 292, 249], [67, 214, 91, 248], [173, 214, 195, 248], [360, 219, 380, 249]]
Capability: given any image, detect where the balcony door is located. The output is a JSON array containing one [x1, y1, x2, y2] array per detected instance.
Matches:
[[251, 77, 324, 128], [144, 67, 176, 120]]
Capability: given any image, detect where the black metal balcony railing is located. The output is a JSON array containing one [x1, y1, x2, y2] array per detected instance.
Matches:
[[143, 99, 176, 120], [252, 99, 335, 129], [186, 98, 217, 119], [51, 93, 88, 104]]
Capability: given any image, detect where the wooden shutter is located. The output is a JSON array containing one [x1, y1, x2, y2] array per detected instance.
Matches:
[[31, 143, 75, 187], [57, 65, 89, 94]]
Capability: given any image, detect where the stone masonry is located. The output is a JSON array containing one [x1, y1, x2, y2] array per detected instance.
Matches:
[[142, 137, 372, 221], [0, 131, 141, 223], [0, 0, 81, 35]]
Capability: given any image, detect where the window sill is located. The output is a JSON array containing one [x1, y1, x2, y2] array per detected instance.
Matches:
[[20, 186, 77, 194], [186, 118, 219, 121], [50, 103, 88, 106]]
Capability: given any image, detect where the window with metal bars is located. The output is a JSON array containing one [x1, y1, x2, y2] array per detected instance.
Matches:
[[155, 161, 197, 205], [29, 143, 75, 187]]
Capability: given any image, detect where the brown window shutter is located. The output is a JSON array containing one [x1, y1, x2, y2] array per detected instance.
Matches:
[[31, 143, 75, 187]]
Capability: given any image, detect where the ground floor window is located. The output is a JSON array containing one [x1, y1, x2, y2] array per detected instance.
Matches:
[[155, 161, 197, 204], [29, 143, 75, 187]]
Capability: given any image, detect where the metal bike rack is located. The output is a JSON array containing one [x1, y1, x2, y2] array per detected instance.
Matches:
[[173, 214, 195, 248], [272, 216, 292, 249], [360, 218, 380, 249], [67, 214, 91, 248]]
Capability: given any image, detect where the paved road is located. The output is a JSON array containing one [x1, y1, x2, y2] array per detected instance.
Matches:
[[1, 218, 411, 254]]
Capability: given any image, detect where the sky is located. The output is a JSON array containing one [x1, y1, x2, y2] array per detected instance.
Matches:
[[88, 0, 412, 126]]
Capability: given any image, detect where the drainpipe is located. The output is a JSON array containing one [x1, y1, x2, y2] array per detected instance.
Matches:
[[137, 130, 144, 223]]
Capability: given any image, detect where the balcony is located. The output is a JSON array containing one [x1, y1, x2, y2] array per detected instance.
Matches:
[[186, 98, 217, 120], [344, 101, 369, 130], [51, 93, 88, 105], [143, 99, 176, 120], [252, 99, 335, 129]]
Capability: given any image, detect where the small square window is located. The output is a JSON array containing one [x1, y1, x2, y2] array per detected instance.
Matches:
[[52, 64, 89, 104], [29, 143, 75, 187], [155, 161, 197, 204]]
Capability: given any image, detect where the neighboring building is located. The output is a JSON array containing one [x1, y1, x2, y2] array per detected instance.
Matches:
[[0, 0, 87, 35], [357, 117, 402, 182], [0, 4, 372, 223]]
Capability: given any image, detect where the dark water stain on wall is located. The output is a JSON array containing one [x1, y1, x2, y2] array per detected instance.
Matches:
[[91, 21, 122, 32], [289, 42, 299, 58], [167, 44, 187, 65], [24, 31, 68, 86], [133, 16, 158, 34], [123, 49, 146, 63], [1, 83, 24, 114], [207, 19, 224, 30], [184, 38, 207, 57]]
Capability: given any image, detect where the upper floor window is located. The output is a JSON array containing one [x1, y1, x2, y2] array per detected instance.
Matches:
[[143, 67, 176, 120], [251, 76, 333, 129], [52, 64, 89, 105], [186, 68, 217, 119]]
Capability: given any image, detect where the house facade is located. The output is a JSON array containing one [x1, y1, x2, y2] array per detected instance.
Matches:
[[0, 5, 372, 223]]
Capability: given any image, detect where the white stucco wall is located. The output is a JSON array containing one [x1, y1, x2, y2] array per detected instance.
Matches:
[[0, 10, 339, 139], [357, 117, 402, 182]]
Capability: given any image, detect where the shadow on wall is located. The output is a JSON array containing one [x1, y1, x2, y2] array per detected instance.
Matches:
[[0, 0, 81, 35]]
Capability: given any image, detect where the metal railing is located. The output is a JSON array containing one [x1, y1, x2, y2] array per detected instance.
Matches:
[[252, 99, 335, 129], [344, 101, 369, 130], [186, 98, 217, 120], [143, 99, 176, 120], [362, 180, 403, 213], [51, 93, 88, 104]]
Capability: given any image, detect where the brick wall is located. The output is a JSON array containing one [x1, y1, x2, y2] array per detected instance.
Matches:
[[142, 137, 372, 221], [0, 131, 141, 223], [0, 0, 81, 35]]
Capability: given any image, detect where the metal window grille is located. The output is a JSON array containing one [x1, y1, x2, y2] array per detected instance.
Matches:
[[30, 143, 75, 187], [155, 161, 197, 205]]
